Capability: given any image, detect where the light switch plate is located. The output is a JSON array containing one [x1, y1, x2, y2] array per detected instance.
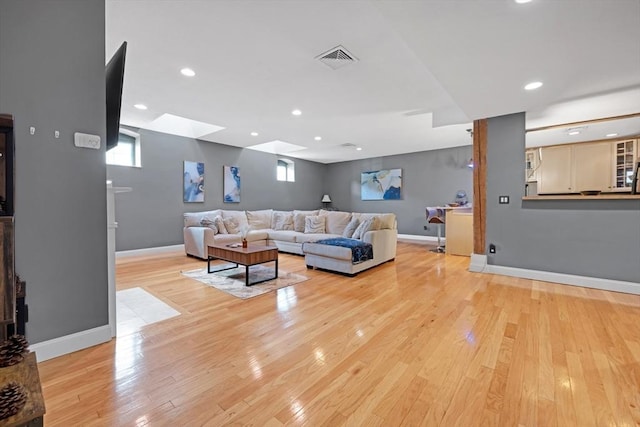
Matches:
[[74, 132, 101, 150]]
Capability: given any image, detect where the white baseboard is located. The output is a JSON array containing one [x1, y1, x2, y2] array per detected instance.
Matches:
[[30, 325, 112, 362], [397, 234, 444, 244], [116, 244, 185, 258], [468, 253, 640, 295], [469, 254, 488, 272]]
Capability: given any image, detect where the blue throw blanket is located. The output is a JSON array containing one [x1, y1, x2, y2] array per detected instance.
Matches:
[[314, 238, 374, 264]]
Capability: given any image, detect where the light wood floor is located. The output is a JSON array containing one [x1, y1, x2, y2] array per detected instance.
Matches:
[[37, 242, 640, 426]]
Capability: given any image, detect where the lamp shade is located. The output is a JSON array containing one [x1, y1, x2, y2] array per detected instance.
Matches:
[[321, 194, 331, 203]]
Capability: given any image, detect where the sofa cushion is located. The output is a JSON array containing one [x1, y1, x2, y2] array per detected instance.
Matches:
[[352, 217, 379, 240], [319, 210, 352, 235], [246, 209, 273, 230], [212, 233, 241, 245], [221, 210, 249, 229], [304, 215, 325, 233], [352, 212, 396, 230], [214, 215, 228, 234], [342, 217, 360, 238], [246, 229, 269, 241], [293, 211, 318, 232], [222, 217, 240, 234], [272, 211, 294, 230], [295, 233, 342, 244], [267, 230, 299, 243], [184, 210, 221, 228], [200, 216, 218, 234]]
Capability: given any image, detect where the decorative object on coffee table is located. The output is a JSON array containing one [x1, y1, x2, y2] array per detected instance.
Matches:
[[0, 335, 28, 367]]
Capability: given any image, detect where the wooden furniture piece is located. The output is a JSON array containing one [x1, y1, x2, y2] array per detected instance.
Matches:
[[1, 217, 15, 341], [445, 208, 473, 256], [0, 352, 45, 426], [207, 244, 279, 286], [0, 115, 15, 341]]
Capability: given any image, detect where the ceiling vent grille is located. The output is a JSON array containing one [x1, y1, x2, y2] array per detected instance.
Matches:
[[316, 45, 358, 70]]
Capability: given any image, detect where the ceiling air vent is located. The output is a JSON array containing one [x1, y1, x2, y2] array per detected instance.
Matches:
[[340, 143, 356, 148], [316, 45, 358, 70]]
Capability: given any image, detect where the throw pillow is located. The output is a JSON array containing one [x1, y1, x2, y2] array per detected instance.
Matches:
[[200, 216, 218, 234], [342, 218, 360, 238], [222, 217, 240, 234], [293, 213, 310, 232], [352, 217, 378, 240], [304, 215, 325, 234], [272, 212, 294, 230], [214, 215, 228, 234], [246, 209, 272, 230]]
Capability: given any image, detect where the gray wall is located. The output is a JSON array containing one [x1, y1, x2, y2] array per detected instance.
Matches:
[[324, 146, 474, 236], [107, 128, 326, 250], [0, 1, 108, 342], [486, 113, 640, 283]]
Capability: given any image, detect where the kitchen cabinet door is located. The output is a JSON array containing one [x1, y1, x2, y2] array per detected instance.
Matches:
[[538, 145, 572, 194], [572, 141, 612, 193]]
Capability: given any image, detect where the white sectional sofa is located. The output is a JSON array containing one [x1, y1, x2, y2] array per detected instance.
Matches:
[[183, 209, 397, 275]]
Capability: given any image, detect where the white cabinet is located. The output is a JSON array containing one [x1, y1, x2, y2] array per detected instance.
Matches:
[[535, 140, 629, 194], [571, 141, 612, 193], [612, 139, 638, 191], [538, 145, 572, 194]]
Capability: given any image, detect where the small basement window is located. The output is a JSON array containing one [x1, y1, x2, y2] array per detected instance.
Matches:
[[277, 158, 295, 182], [106, 129, 141, 167]]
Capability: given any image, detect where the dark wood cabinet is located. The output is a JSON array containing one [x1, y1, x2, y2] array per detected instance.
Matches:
[[0, 115, 15, 340]]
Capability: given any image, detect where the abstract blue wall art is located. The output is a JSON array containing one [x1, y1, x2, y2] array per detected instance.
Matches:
[[183, 160, 204, 202], [361, 168, 402, 200], [224, 165, 241, 203]]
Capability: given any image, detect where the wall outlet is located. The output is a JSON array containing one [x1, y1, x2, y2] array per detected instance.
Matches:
[[489, 244, 496, 253], [498, 195, 510, 204]]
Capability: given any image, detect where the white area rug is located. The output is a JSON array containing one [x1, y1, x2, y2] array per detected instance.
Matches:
[[116, 287, 180, 336], [182, 265, 309, 299]]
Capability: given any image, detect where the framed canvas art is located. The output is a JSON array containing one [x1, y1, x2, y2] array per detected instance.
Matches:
[[224, 165, 240, 203], [183, 160, 204, 202], [361, 168, 402, 200]]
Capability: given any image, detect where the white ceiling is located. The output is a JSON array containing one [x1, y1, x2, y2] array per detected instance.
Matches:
[[106, 0, 640, 164]]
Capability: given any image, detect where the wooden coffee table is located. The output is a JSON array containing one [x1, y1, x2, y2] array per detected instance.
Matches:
[[207, 243, 279, 286]]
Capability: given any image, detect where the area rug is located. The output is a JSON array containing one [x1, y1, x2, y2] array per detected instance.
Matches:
[[181, 264, 309, 299]]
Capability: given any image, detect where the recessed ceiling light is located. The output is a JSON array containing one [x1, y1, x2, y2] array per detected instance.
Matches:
[[134, 104, 147, 110], [250, 132, 259, 136], [356, 147, 362, 151], [314, 136, 322, 141], [515, 0, 532, 4], [524, 81, 543, 90], [291, 109, 302, 116], [606, 133, 618, 137], [180, 68, 196, 77], [568, 131, 580, 136]]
